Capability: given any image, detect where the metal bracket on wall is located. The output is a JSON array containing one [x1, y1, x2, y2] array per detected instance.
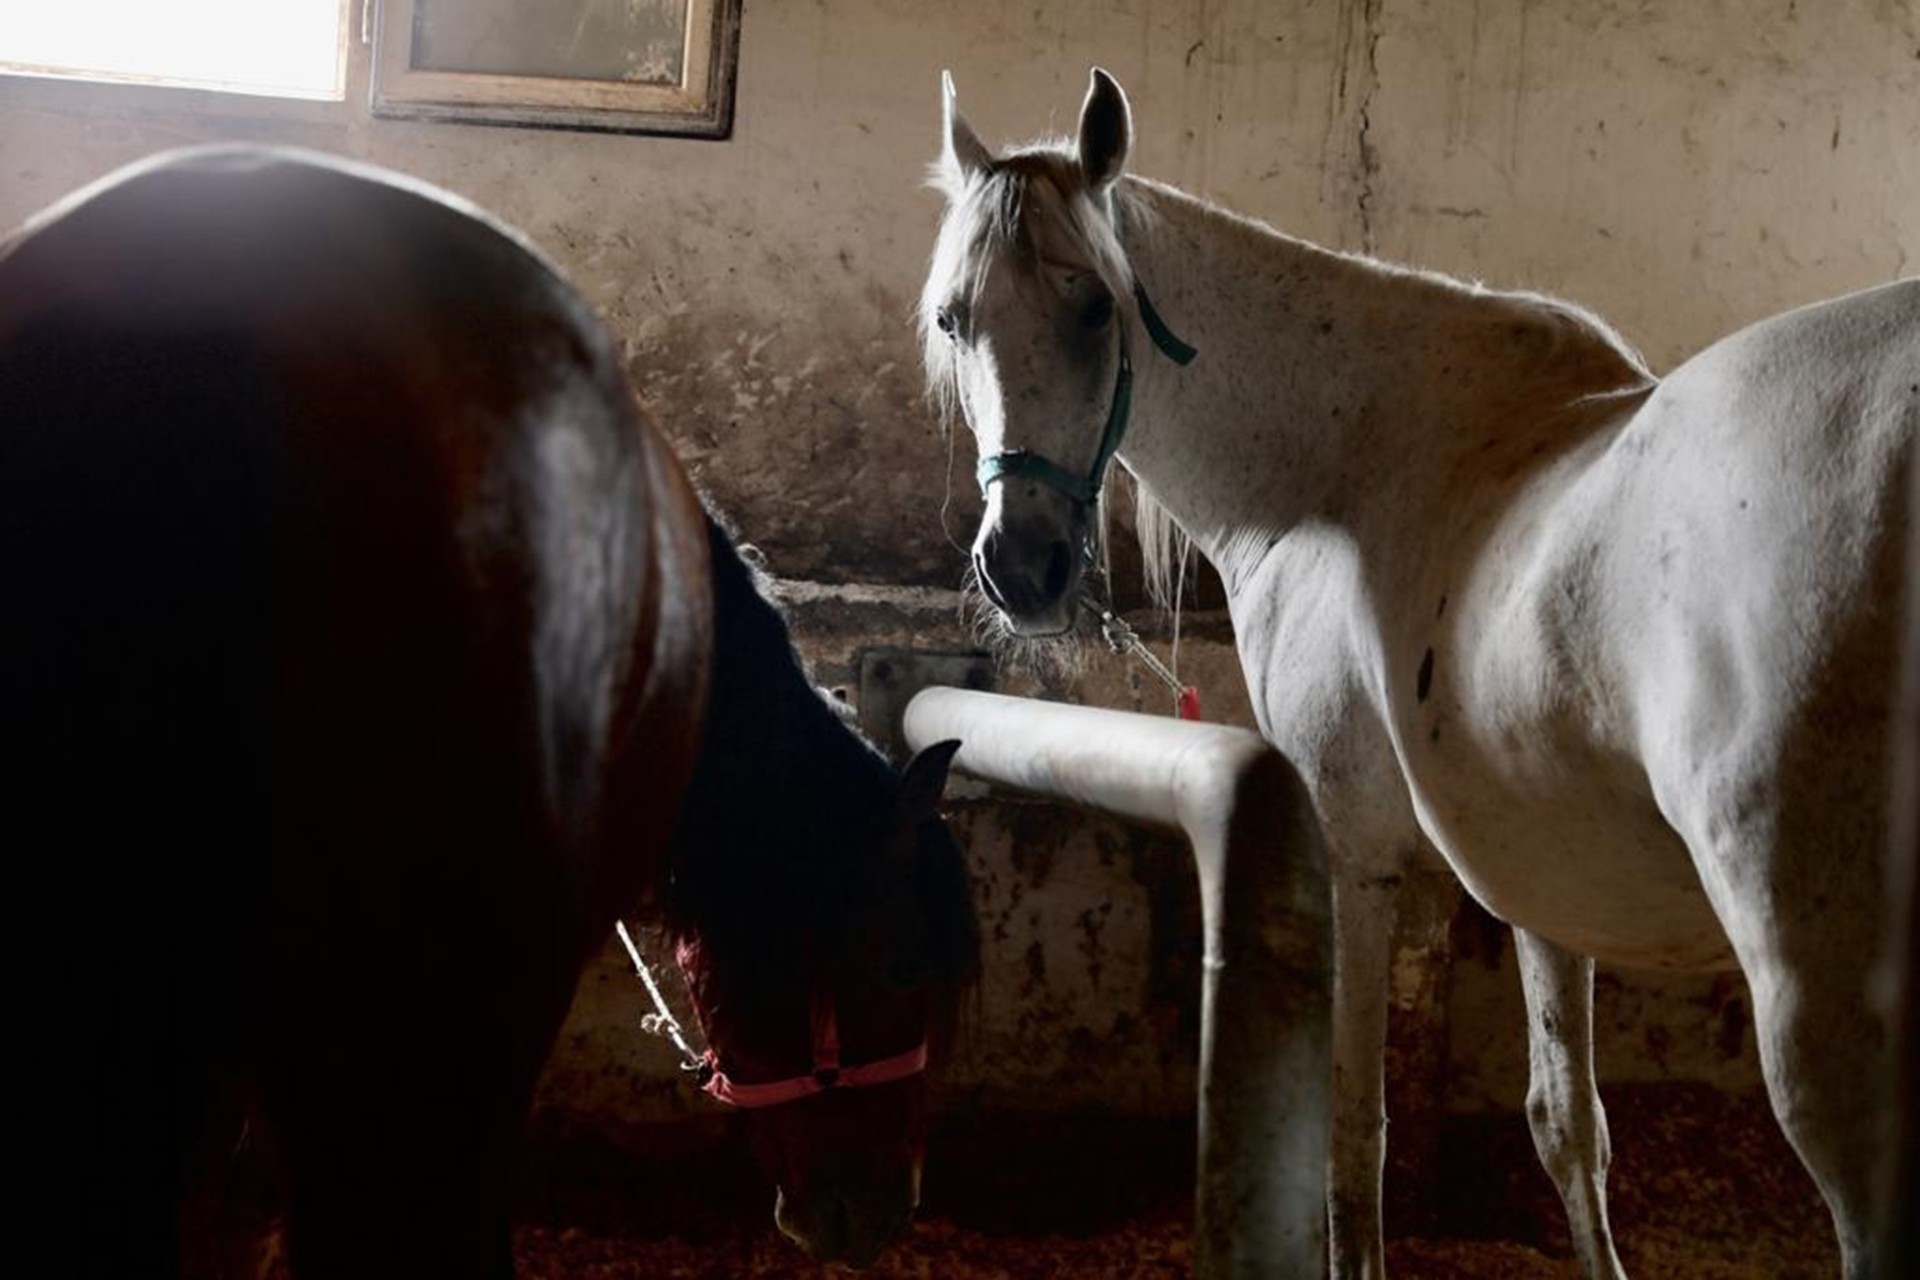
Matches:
[[856, 647, 994, 765]]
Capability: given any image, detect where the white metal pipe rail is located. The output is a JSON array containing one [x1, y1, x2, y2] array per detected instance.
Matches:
[[905, 686, 1332, 1278]]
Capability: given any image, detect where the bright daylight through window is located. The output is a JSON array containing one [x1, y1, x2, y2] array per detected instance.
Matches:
[[0, 0, 347, 100]]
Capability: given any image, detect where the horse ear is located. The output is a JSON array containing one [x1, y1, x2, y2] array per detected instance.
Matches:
[[1077, 66, 1132, 195], [940, 70, 993, 190], [898, 739, 963, 824]]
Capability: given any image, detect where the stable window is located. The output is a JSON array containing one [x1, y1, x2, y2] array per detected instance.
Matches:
[[371, 0, 740, 138], [0, 0, 349, 101]]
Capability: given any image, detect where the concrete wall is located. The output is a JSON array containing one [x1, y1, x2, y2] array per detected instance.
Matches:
[[3, 0, 1913, 1138], [5, 1, 1911, 584]]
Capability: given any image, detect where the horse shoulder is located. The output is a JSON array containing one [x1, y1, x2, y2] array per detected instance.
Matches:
[[1228, 525, 1421, 854]]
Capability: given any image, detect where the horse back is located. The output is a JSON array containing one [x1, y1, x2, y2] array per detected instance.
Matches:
[[0, 146, 709, 1271], [1656, 277, 1918, 465]]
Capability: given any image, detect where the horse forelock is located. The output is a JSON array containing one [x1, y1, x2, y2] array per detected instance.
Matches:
[[919, 164, 1018, 428], [919, 145, 1148, 428]]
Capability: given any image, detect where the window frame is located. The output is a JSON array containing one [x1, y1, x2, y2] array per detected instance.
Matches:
[[369, 0, 741, 139], [0, 0, 743, 141]]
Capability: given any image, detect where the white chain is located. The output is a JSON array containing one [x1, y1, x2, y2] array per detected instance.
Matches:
[[613, 920, 708, 1077], [1084, 595, 1188, 707]]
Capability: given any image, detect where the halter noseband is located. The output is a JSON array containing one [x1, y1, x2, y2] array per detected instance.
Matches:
[[975, 280, 1196, 507], [699, 977, 929, 1109], [620, 924, 929, 1112]]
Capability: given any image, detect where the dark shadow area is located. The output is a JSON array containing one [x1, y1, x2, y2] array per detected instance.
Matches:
[[190, 1083, 1835, 1277], [920, 1108, 1195, 1235]]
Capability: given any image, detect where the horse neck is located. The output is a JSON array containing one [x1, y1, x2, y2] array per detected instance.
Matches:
[[1113, 178, 1653, 594], [667, 519, 892, 931]]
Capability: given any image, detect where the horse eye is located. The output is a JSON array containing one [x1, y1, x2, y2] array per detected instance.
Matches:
[[1079, 292, 1114, 330], [935, 306, 958, 339]]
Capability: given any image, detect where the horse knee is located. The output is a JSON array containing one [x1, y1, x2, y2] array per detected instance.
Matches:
[[1524, 1082, 1610, 1189], [1522, 1088, 1569, 1179]]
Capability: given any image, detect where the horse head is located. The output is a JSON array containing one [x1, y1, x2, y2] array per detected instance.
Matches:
[[673, 740, 970, 1265], [922, 68, 1179, 637], [667, 516, 977, 1266]]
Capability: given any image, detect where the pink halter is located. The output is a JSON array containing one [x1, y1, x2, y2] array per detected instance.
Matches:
[[677, 937, 929, 1110]]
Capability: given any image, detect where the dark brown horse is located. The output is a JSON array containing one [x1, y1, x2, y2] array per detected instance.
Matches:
[[0, 147, 973, 1278]]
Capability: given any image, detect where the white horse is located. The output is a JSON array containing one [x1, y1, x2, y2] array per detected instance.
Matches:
[[919, 68, 1916, 1278]]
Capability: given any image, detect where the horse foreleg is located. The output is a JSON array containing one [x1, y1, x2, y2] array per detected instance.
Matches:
[[1327, 861, 1403, 1280], [1512, 928, 1627, 1280]]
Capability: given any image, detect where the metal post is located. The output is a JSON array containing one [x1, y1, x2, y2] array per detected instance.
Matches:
[[904, 687, 1331, 1276]]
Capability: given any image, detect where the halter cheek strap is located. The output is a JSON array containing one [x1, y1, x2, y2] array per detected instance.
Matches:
[[975, 281, 1196, 508]]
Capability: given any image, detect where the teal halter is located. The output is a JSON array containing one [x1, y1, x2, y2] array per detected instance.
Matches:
[[976, 281, 1196, 508]]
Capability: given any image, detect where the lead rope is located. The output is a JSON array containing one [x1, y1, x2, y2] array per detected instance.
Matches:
[[614, 920, 712, 1084], [1082, 591, 1202, 721]]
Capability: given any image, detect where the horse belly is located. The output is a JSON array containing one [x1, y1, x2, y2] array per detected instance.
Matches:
[[1374, 471, 1730, 966], [1404, 754, 1737, 970], [1230, 531, 1714, 971]]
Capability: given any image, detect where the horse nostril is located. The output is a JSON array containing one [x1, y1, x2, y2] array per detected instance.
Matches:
[[1042, 539, 1073, 601]]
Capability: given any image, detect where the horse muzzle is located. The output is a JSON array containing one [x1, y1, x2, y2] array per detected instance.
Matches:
[[749, 1078, 927, 1267], [773, 1171, 919, 1268], [972, 522, 1082, 635]]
